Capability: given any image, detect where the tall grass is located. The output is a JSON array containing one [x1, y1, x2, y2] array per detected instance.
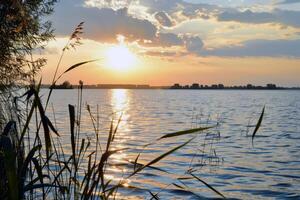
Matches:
[[0, 23, 227, 199]]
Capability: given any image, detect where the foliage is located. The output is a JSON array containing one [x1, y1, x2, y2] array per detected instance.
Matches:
[[0, 0, 57, 86], [0, 18, 228, 199]]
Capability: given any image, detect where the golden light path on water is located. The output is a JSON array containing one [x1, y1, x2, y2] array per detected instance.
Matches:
[[106, 89, 132, 189]]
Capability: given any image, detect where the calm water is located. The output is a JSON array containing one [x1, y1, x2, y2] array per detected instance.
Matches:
[[42, 89, 300, 199]]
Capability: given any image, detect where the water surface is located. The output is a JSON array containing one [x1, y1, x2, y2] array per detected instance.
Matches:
[[42, 89, 300, 199]]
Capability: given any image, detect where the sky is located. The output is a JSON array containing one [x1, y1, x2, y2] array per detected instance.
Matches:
[[38, 0, 300, 86]]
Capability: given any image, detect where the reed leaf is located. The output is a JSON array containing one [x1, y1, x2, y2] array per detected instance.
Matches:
[[44, 116, 59, 136], [2, 120, 16, 136], [18, 78, 42, 147], [252, 106, 265, 142], [190, 173, 226, 199], [54, 60, 99, 83], [149, 191, 160, 200], [158, 126, 215, 140], [68, 104, 77, 169], [131, 138, 194, 177], [32, 157, 45, 185], [34, 90, 52, 157]]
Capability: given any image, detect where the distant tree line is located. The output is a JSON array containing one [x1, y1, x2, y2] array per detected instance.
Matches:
[[50, 81, 73, 89], [170, 83, 280, 90]]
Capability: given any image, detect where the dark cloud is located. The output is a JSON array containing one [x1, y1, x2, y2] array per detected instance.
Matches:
[[218, 9, 300, 28], [139, 0, 224, 21], [201, 39, 300, 57], [218, 10, 274, 24], [184, 36, 204, 54], [51, 2, 157, 42], [154, 12, 174, 27], [277, 0, 300, 4], [50, 0, 201, 50], [155, 33, 183, 47]]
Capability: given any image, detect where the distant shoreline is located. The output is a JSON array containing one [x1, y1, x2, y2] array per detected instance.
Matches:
[[36, 83, 300, 90], [39, 86, 300, 90], [4, 84, 298, 90]]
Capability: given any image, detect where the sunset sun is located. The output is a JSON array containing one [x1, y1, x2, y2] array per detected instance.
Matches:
[[105, 44, 137, 71]]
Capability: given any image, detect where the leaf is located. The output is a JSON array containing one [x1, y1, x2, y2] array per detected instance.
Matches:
[[149, 191, 159, 200], [32, 158, 45, 185], [126, 159, 169, 174], [190, 173, 226, 199], [20, 86, 35, 100], [2, 120, 16, 136], [20, 145, 42, 183], [252, 106, 265, 142], [68, 104, 77, 169], [18, 78, 42, 147], [158, 126, 215, 140], [172, 183, 185, 189], [130, 138, 194, 177], [63, 60, 98, 74], [35, 93, 52, 157], [133, 153, 140, 171], [25, 176, 50, 190], [105, 120, 114, 152], [44, 115, 59, 136], [54, 60, 99, 83]]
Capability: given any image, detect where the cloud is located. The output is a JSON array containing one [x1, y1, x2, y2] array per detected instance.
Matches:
[[154, 12, 174, 27], [145, 51, 178, 57], [277, 0, 300, 4], [137, 0, 225, 23], [184, 36, 204, 54], [49, 0, 300, 59], [201, 39, 300, 57], [153, 33, 184, 47], [218, 10, 274, 24], [51, 1, 203, 51], [218, 9, 300, 28], [51, 2, 157, 42], [85, 7, 157, 42]]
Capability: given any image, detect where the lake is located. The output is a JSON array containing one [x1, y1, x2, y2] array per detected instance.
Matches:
[[41, 89, 300, 199]]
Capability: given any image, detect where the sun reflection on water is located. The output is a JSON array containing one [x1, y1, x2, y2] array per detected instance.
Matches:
[[108, 89, 132, 184]]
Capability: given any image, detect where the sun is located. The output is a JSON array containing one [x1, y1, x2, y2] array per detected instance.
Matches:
[[105, 44, 137, 71]]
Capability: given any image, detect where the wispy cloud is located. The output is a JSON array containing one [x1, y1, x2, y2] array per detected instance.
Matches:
[[218, 9, 300, 28], [201, 39, 300, 57], [277, 0, 300, 5]]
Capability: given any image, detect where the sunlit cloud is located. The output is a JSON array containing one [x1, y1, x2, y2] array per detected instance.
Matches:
[[49, 0, 300, 59]]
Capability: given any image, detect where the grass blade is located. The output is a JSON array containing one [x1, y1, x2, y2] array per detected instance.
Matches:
[[158, 126, 214, 140], [68, 104, 77, 169], [252, 106, 265, 142], [131, 138, 194, 177], [54, 60, 99, 83], [190, 173, 226, 199]]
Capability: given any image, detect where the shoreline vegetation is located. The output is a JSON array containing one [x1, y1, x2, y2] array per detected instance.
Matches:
[[1, 21, 238, 199], [40, 83, 300, 90], [0, 1, 277, 197]]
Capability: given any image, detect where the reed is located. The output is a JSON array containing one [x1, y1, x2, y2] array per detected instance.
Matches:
[[0, 23, 229, 200]]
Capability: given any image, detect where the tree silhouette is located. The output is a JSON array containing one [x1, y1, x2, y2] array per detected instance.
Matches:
[[0, 0, 57, 86]]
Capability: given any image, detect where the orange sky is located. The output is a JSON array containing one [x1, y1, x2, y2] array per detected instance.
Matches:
[[39, 38, 300, 86], [37, 0, 300, 87]]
